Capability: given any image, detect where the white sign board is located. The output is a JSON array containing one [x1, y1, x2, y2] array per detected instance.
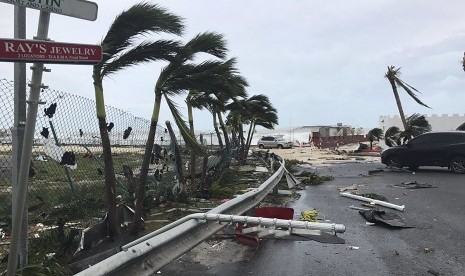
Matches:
[[0, 0, 98, 21]]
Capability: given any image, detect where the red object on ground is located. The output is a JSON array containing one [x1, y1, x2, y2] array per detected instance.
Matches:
[[235, 207, 294, 246]]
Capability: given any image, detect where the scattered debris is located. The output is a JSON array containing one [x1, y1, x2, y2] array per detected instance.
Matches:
[[338, 184, 359, 193], [300, 209, 319, 222], [348, 205, 371, 211], [427, 269, 440, 276], [255, 166, 268, 172], [340, 192, 405, 211], [359, 209, 413, 228], [368, 169, 384, 175], [391, 181, 437, 189], [358, 193, 388, 202], [424, 247, 434, 254]]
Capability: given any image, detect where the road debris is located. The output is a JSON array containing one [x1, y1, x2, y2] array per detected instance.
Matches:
[[300, 209, 319, 222], [340, 192, 405, 211], [338, 184, 360, 193], [427, 269, 440, 275], [348, 205, 371, 211], [347, 246, 360, 250], [391, 181, 437, 189], [359, 209, 413, 228]]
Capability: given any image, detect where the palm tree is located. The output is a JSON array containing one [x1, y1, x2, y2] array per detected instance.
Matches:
[[92, 3, 183, 238], [384, 114, 431, 146], [226, 95, 278, 164], [385, 66, 430, 130], [131, 33, 232, 234], [243, 95, 278, 155], [367, 128, 383, 149]]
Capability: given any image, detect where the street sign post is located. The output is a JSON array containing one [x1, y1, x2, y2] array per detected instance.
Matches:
[[0, 0, 98, 21], [0, 38, 102, 64]]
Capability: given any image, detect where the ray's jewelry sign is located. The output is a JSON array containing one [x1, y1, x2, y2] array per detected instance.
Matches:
[[0, 0, 98, 21], [0, 38, 102, 64]]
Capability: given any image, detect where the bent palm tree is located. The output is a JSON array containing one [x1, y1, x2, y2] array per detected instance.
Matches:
[[367, 128, 383, 149], [131, 33, 231, 233], [93, 2, 182, 238], [385, 66, 430, 130], [384, 114, 431, 146], [244, 95, 278, 155]]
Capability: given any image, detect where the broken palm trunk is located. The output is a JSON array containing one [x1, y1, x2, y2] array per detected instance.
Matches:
[[340, 192, 405, 211]]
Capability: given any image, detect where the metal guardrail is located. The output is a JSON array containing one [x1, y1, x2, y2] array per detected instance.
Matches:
[[76, 159, 287, 276]]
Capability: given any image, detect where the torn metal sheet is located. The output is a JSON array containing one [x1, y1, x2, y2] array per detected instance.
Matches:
[[359, 209, 414, 228], [285, 171, 301, 189]]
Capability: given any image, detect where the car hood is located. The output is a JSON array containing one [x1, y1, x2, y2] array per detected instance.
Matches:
[[382, 145, 408, 155]]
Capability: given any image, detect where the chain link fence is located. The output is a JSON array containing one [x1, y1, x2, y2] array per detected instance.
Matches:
[[0, 78, 196, 262]]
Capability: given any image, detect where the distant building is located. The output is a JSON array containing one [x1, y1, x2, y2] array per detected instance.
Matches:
[[379, 114, 465, 132]]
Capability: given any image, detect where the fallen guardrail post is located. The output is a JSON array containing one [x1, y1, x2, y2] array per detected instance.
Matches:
[[340, 192, 405, 211]]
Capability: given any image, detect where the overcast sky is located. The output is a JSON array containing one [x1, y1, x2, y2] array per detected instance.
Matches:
[[1, 0, 465, 132]]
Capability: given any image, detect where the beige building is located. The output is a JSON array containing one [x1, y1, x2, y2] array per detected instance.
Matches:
[[379, 114, 465, 132]]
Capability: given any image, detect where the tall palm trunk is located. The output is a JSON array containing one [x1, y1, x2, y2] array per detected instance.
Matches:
[[388, 78, 408, 130], [200, 133, 208, 189], [217, 112, 230, 150], [166, 120, 185, 187], [93, 77, 120, 238], [213, 112, 223, 149], [231, 130, 238, 147], [245, 122, 256, 154], [187, 95, 196, 196], [130, 92, 162, 234]]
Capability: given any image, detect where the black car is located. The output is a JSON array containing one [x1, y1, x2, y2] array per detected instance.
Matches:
[[381, 131, 465, 173]]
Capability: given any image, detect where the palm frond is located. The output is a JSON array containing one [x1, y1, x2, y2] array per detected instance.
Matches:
[[385, 126, 401, 147], [164, 96, 205, 154], [403, 113, 431, 138], [183, 32, 228, 60], [101, 40, 180, 77], [395, 78, 430, 108], [367, 128, 384, 142], [101, 3, 183, 58], [457, 122, 465, 131]]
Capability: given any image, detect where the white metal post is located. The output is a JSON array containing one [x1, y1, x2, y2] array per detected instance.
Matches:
[[12, 4, 28, 268], [7, 11, 51, 276]]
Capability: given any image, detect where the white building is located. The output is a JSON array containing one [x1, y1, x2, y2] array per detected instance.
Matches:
[[379, 114, 465, 132]]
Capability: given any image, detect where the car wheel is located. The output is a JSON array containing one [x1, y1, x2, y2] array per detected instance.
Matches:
[[259, 144, 264, 149], [277, 144, 283, 149], [450, 156, 465, 173], [387, 155, 403, 168]]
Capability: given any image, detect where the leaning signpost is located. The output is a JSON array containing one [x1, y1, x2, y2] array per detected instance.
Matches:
[[0, 1, 100, 275]]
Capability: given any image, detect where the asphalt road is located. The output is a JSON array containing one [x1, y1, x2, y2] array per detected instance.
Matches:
[[237, 162, 465, 276], [162, 161, 465, 276]]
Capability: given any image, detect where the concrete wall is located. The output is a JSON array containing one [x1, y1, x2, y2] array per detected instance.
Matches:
[[379, 114, 465, 132]]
